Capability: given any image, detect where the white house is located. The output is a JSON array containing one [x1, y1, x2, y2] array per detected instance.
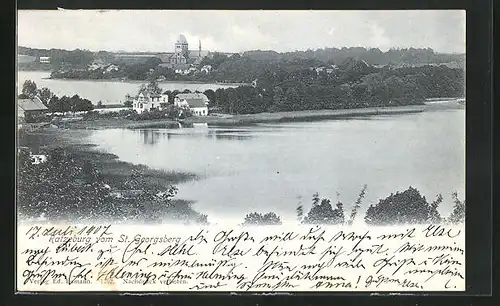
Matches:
[[104, 64, 120, 74], [133, 91, 169, 114], [39, 56, 50, 64], [174, 93, 209, 116], [200, 65, 212, 74], [88, 59, 106, 71]]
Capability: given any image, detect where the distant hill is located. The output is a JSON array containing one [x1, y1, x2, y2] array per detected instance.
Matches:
[[19, 45, 465, 68], [243, 47, 465, 67]]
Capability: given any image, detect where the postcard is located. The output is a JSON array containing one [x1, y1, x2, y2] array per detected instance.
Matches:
[[16, 9, 466, 292]]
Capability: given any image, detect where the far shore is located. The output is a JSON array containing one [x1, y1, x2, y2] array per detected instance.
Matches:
[[19, 70, 246, 86], [45, 75, 246, 86], [55, 102, 464, 130]]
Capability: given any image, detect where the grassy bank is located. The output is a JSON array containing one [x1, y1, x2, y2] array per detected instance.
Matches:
[[17, 128, 204, 224], [60, 104, 434, 130], [58, 117, 181, 130], [18, 128, 198, 186], [187, 105, 428, 125]]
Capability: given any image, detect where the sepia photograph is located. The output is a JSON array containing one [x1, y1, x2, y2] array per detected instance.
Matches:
[[15, 9, 469, 292], [17, 10, 466, 227]]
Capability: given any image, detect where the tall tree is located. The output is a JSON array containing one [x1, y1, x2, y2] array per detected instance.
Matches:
[[203, 89, 216, 106], [21, 80, 37, 98], [37, 87, 54, 106], [146, 79, 162, 95]]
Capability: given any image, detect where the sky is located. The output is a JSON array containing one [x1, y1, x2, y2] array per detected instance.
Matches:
[[17, 10, 466, 54]]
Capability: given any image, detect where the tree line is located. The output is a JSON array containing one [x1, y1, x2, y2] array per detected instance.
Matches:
[[18, 46, 95, 70], [242, 185, 465, 226], [19, 45, 464, 71], [242, 47, 465, 67], [208, 61, 464, 115], [19, 80, 93, 113]]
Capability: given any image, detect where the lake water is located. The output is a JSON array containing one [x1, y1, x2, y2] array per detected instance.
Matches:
[[87, 109, 465, 225], [17, 71, 238, 105]]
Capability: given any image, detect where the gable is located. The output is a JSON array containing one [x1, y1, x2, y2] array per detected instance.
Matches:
[[18, 97, 48, 111], [184, 98, 208, 108]]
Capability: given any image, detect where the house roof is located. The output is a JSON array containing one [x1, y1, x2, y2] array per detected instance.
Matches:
[[18, 97, 48, 111], [176, 93, 209, 108], [182, 98, 208, 108], [158, 53, 175, 62], [138, 91, 162, 98], [176, 93, 209, 101]]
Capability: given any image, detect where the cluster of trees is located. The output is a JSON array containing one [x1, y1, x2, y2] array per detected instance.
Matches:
[[19, 80, 94, 113], [244, 186, 465, 226], [364, 187, 443, 225], [122, 57, 163, 80], [17, 147, 114, 221], [45, 95, 93, 113], [17, 147, 207, 224], [242, 212, 282, 226], [208, 61, 464, 114], [18, 46, 94, 70], [242, 47, 465, 67], [22, 45, 464, 84]]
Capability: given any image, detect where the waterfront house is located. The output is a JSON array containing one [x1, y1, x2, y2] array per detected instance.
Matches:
[[88, 59, 107, 71], [174, 93, 209, 116], [39, 56, 50, 64], [200, 65, 212, 74], [18, 97, 48, 123], [104, 64, 120, 74], [133, 91, 169, 114]]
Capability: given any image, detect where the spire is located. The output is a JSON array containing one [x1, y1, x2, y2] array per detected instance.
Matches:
[[199, 40, 201, 58]]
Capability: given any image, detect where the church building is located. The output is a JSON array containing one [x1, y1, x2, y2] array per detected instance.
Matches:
[[159, 35, 209, 72]]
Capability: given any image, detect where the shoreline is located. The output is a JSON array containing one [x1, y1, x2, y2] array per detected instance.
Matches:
[[17, 128, 205, 224], [18, 70, 244, 86], [46, 76, 245, 86], [18, 128, 199, 186], [59, 102, 464, 130]]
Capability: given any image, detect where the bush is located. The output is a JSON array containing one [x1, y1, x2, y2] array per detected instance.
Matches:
[[129, 109, 168, 121], [82, 110, 131, 120], [24, 112, 53, 123], [364, 186, 442, 225], [302, 193, 345, 225], [17, 147, 111, 221], [242, 212, 282, 226]]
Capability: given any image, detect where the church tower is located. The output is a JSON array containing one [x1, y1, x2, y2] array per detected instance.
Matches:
[[198, 40, 201, 58], [174, 35, 189, 64]]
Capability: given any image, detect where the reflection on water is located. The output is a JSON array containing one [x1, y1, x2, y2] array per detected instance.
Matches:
[[140, 129, 162, 145], [139, 128, 254, 145], [89, 109, 465, 224]]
